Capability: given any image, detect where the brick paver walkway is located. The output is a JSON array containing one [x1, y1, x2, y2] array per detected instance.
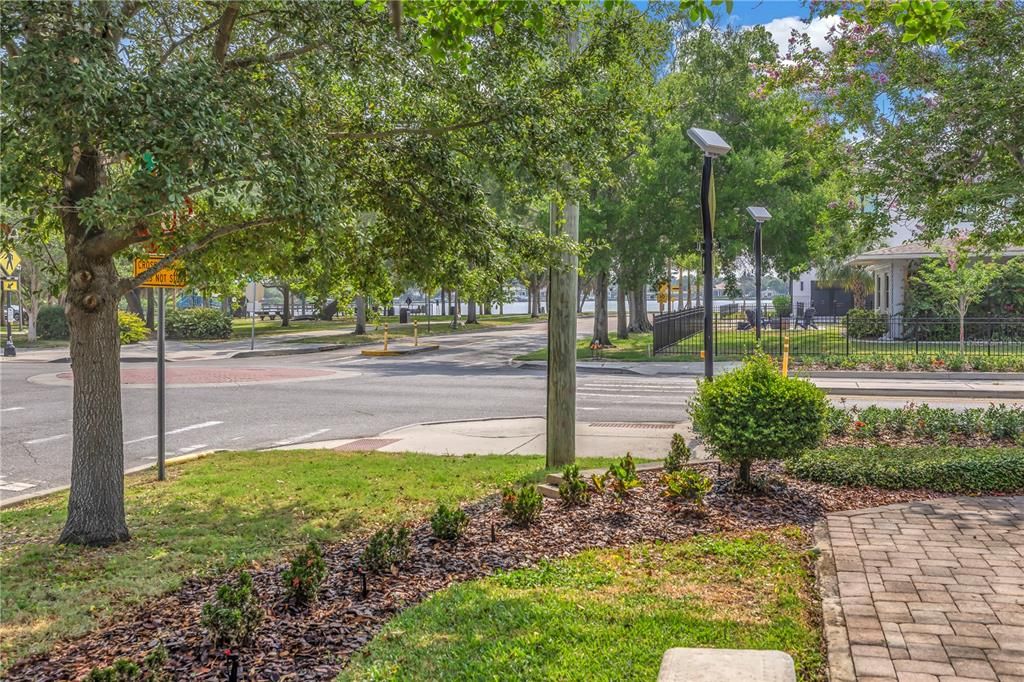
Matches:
[[822, 497, 1024, 682]]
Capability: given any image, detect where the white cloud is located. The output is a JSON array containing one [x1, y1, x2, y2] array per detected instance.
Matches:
[[751, 14, 842, 56]]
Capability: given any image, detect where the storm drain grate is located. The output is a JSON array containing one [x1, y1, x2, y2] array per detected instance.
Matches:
[[335, 438, 401, 451], [588, 422, 675, 430]]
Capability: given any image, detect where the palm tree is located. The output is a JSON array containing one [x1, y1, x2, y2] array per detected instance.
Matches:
[[815, 259, 873, 309]]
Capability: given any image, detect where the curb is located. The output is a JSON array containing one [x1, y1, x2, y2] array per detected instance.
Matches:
[[824, 386, 1024, 399], [230, 344, 347, 359], [813, 519, 856, 682], [798, 370, 1024, 381], [0, 449, 220, 509], [378, 414, 545, 435]]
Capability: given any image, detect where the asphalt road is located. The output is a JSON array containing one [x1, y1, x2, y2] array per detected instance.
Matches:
[[0, 320, 1016, 502]]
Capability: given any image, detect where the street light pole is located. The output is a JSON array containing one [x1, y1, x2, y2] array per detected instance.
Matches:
[[746, 206, 772, 345], [754, 220, 762, 342], [699, 155, 714, 380], [688, 127, 731, 381]]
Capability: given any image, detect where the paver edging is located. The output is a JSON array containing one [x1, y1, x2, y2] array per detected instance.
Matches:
[[813, 518, 857, 682]]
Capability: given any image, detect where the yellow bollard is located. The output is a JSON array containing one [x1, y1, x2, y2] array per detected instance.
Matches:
[[413, 319, 419, 346], [700, 350, 705, 360], [383, 322, 389, 351], [782, 336, 790, 377]]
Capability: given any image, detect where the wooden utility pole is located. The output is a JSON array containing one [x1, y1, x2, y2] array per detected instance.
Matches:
[[546, 199, 578, 468]]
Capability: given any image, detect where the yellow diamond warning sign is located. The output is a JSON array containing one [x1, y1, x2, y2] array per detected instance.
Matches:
[[134, 257, 185, 288]]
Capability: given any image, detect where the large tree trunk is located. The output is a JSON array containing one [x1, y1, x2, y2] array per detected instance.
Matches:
[[59, 254, 129, 546], [616, 276, 628, 339], [466, 298, 478, 323], [591, 269, 611, 347], [318, 299, 338, 320], [125, 289, 144, 317], [353, 295, 366, 335], [451, 291, 461, 328], [57, 147, 130, 547], [281, 284, 291, 327], [529, 277, 540, 318], [628, 287, 652, 333], [547, 200, 577, 468], [146, 288, 155, 329], [483, 301, 492, 316]]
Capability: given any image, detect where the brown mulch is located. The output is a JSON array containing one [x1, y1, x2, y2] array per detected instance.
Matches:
[[5, 466, 974, 682]]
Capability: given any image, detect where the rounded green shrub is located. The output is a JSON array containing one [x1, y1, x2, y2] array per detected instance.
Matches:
[[772, 294, 792, 317], [430, 503, 470, 541], [118, 311, 149, 344], [500, 482, 543, 526], [846, 309, 886, 340], [164, 307, 232, 339], [690, 352, 828, 485], [37, 304, 68, 340]]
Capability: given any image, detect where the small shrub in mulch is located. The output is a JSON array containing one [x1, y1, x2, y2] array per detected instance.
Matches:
[[665, 433, 691, 472], [500, 482, 543, 525], [430, 503, 469, 542], [85, 644, 168, 681], [13, 464, 1013, 682], [557, 463, 591, 506], [661, 469, 713, 506], [282, 542, 328, 604], [592, 453, 641, 503], [360, 525, 412, 573], [199, 572, 264, 648]]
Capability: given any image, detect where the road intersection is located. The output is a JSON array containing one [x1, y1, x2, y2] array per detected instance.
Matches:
[[2, 319, 1021, 503]]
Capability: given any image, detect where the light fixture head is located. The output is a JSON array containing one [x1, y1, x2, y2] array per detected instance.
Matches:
[[747, 206, 772, 222], [687, 127, 732, 157]]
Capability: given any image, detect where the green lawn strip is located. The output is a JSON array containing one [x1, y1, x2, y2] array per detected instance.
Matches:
[[0, 450, 614, 667], [288, 314, 543, 345], [788, 446, 1024, 493], [339, 529, 824, 682]]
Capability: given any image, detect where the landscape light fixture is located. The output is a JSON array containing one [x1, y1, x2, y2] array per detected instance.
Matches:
[[687, 127, 732, 158], [746, 206, 772, 341], [688, 127, 731, 380]]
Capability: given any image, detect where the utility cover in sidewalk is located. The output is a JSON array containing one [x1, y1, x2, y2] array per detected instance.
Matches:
[[589, 422, 675, 429]]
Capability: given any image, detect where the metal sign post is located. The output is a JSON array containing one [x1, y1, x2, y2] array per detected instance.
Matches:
[[157, 287, 166, 481], [249, 281, 257, 350]]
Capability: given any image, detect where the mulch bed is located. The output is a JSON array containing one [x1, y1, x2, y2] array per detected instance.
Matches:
[[6, 465, 997, 681]]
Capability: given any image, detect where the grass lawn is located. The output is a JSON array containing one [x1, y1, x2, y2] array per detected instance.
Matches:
[[289, 314, 542, 345], [229, 316, 358, 339], [0, 449, 613, 667], [339, 529, 824, 681]]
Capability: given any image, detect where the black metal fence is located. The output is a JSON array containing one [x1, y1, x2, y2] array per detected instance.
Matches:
[[652, 309, 1024, 357], [652, 307, 704, 354]]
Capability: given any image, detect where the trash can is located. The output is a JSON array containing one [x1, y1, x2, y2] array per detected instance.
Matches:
[[399, 308, 409, 323]]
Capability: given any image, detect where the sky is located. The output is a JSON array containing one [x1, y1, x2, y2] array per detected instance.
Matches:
[[712, 1, 839, 54]]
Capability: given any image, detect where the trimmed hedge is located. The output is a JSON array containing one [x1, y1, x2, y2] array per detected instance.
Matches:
[[846, 309, 886, 340], [787, 446, 1024, 493], [164, 307, 232, 340]]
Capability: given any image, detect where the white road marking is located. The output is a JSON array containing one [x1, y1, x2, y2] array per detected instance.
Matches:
[[24, 433, 68, 445], [177, 443, 209, 454], [273, 428, 331, 446], [1, 406, 25, 413], [125, 420, 223, 444]]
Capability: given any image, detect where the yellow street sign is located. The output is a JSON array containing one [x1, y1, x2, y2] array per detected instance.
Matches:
[[0, 251, 20, 277], [133, 257, 186, 288], [2, 279, 17, 292]]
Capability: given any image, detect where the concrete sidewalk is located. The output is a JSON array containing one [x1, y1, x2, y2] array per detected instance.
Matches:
[[515, 360, 1024, 399], [278, 416, 702, 459]]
